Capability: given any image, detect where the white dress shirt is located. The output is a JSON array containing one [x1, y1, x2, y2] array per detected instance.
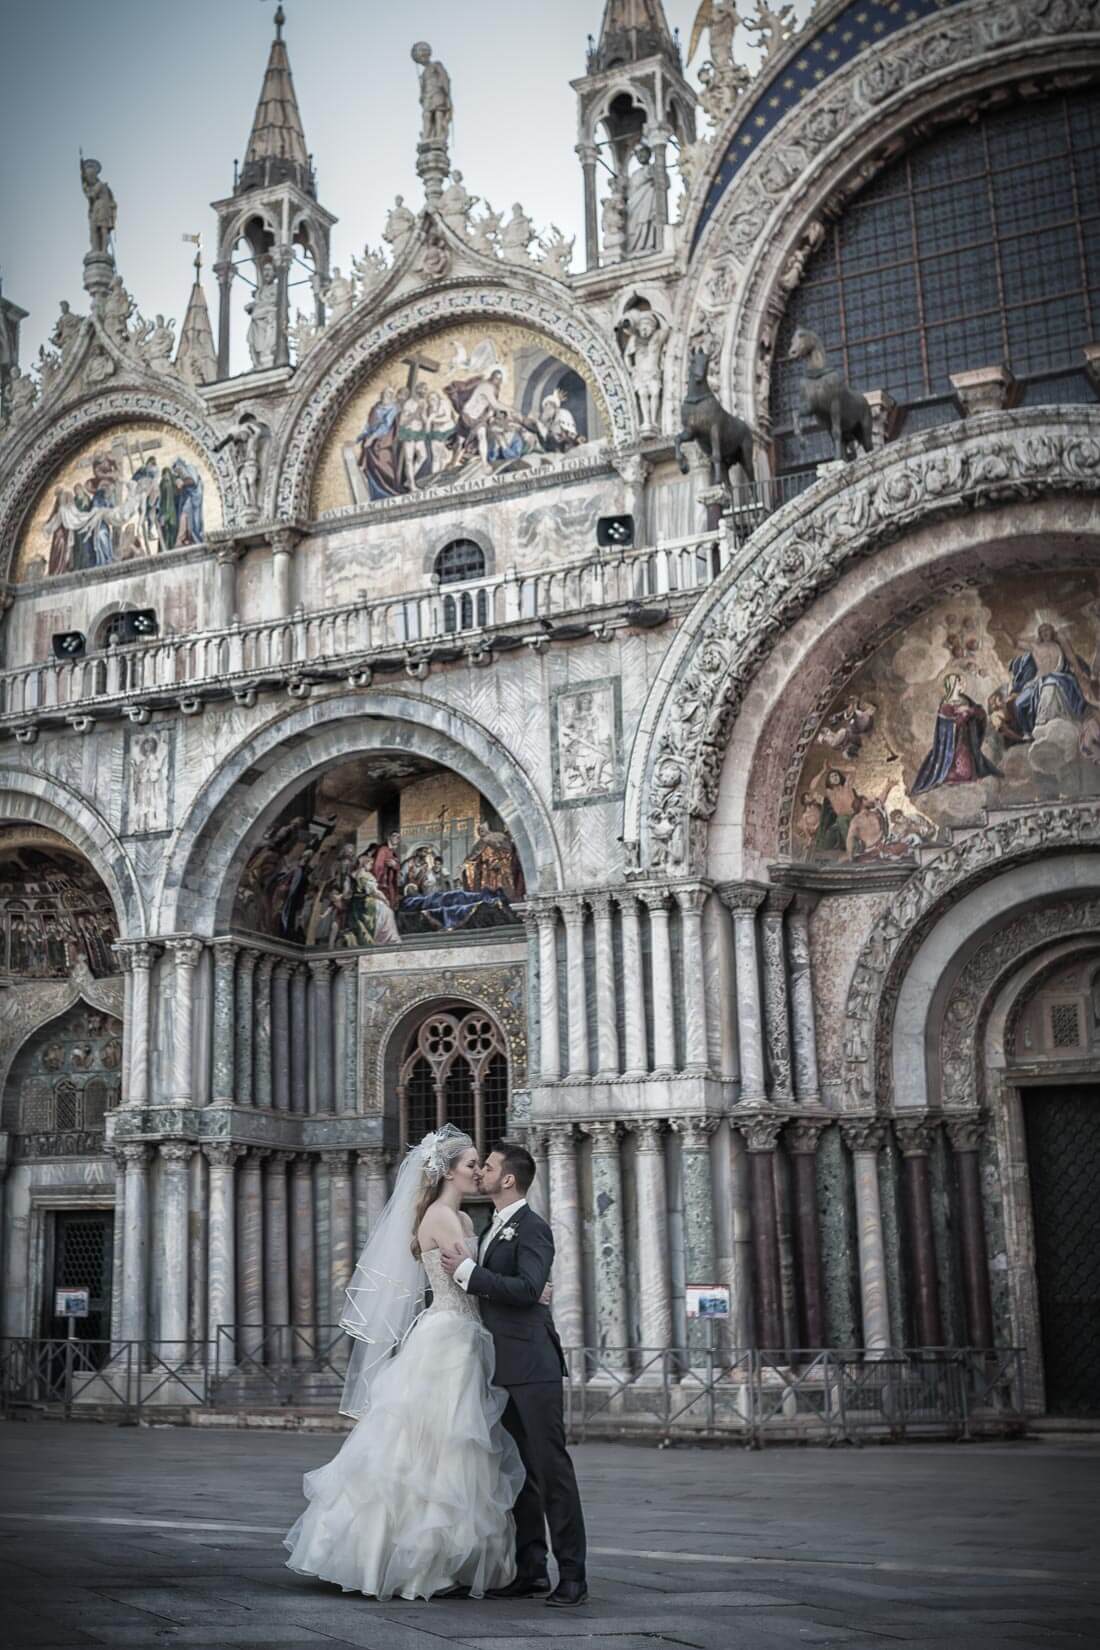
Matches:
[[454, 1197, 528, 1291]]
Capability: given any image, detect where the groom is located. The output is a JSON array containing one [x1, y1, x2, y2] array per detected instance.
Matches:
[[442, 1140, 588, 1607]]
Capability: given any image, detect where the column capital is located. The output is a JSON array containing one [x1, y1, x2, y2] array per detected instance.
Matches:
[[627, 1118, 666, 1153], [158, 1139, 196, 1165], [236, 948, 259, 977], [575, 141, 599, 165], [587, 890, 614, 921], [894, 1114, 941, 1157], [307, 958, 334, 983], [945, 1112, 986, 1153], [669, 1115, 718, 1150], [335, 953, 359, 977], [355, 1146, 389, 1172], [637, 886, 670, 914], [736, 1114, 783, 1153], [526, 899, 559, 929], [544, 1124, 576, 1155], [785, 1116, 832, 1155], [117, 939, 159, 971], [166, 937, 204, 969], [762, 887, 795, 918], [585, 1119, 620, 1149], [211, 938, 238, 965], [291, 1151, 316, 1177], [116, 1142, 151, 1168], [270, 526, 302, 558], [718, 882, 767, 915], [839, 1116, 888, 1155], [254, 952, 275, 979], [264, 1149, 297, 1171], [557, 893, 586, 924], [612, 886, 640, 915], [203, 1142, 245, 1169], [321, 1149, 351, 1176], [673, 881, 709, 915], [271, 957, 295, 981]]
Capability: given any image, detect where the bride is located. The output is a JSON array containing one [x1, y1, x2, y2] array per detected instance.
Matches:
[[284, 1126, 524, 1600]]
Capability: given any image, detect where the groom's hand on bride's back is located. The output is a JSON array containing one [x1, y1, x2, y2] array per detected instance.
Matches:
[[439, 1243, 467, 1276]]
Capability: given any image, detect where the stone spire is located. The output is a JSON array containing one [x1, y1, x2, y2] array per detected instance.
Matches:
[[175, 246, 217, 388], [239, 4, 314, 197], [590, 0, 680, 73]]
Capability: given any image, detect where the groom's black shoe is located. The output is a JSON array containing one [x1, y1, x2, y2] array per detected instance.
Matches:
[[487, 1574, 551, 1599], [546, 1580, 588, 1607], [434, 1585, 470, 1599]]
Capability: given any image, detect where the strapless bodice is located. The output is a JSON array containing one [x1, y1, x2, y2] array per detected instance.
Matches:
[[422, 1246, 480, 1321]]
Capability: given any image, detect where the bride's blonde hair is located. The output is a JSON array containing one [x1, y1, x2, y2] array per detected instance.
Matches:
[[409, 1128, 474, 1258]]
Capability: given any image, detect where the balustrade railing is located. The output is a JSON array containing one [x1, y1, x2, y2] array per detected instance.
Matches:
[[1, 1333, 1025, 1443]]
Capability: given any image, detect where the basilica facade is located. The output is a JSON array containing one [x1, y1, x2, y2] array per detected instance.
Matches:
[[0, 0, 1097, 1422]]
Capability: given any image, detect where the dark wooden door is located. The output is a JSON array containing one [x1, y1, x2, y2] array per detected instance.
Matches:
[[44, 1211, 114, 1353], [1024, 1086, 1100, 1416]]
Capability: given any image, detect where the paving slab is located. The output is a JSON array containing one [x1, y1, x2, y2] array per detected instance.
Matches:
[[1, 1423, 1098, 1650]]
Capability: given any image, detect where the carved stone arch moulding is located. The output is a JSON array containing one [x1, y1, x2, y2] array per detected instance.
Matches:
[[939, 903, 1100, 1113], [674, 0, 1100, 428], [0, 762, 144, 934], [362, 965, 528, 1117], [840, 806, 1100, 1112], [628, 408, 1100, 875], [0, 961, 124, 1116], [271, 281, 638, 522], [0, 388, 238, 578]]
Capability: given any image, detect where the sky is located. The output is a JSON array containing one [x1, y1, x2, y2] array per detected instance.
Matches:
[[0, 0, 802, 372]]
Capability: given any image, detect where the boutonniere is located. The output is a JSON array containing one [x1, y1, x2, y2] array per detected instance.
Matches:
[[499, 1225, 518, 1242]]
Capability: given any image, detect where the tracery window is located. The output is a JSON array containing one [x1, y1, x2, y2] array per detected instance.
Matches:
[[771, 91, 1100, 469], [398, 1009, 509, 1155], [435, 540, 488, 633]]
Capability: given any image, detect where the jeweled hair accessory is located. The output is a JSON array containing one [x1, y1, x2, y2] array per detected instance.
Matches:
[[416, 1123, 471, 1185]]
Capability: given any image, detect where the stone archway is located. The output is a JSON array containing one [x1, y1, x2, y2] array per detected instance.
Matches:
[[0, 767, 143, 936], [158, 689, 563, 935]]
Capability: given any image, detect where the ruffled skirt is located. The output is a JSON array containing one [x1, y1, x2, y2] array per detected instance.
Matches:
[[284, 1309, 524, 1600]]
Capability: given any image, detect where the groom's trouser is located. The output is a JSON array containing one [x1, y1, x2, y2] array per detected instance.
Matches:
[[501, 1381, 586, 1583]]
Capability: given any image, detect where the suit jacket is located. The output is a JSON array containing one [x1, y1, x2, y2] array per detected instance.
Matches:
[[465, 1203, 566, 1386]]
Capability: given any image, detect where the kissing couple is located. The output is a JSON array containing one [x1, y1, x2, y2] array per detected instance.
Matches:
[[284, 1126, 588, 1606]]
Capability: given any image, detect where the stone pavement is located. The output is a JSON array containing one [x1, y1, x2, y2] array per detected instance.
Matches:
[[1, 1421, 1098, 1650]]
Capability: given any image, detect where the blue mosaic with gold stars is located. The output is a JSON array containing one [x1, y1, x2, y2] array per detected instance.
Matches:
[[693, 0, 966, 250]]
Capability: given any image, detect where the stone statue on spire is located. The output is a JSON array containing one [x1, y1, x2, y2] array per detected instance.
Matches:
[[80, 157, 117, 256], [410, 42, 452, 145]]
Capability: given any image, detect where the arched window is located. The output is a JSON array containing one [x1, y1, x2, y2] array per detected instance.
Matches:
[[435, 540, 488, 634], [770, 90, 1100, 470], [397, 1008, 509, 1155]]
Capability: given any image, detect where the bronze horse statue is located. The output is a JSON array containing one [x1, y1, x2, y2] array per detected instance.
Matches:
[[675, 346, 755, 486], [788, 327, 873, 462]]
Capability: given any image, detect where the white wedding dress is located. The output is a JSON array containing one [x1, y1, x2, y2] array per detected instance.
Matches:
[[284, 1244, 524, 1600]]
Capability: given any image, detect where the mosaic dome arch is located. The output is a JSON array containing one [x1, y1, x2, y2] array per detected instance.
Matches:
[[269, 278, 639, 524], [671, 0, 1099, 434], [0, 387, 235, 586], [0, 767, 142, 936]]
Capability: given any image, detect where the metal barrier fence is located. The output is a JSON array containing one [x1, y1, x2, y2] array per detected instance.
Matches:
[[1, 1333, 1025, 1443]]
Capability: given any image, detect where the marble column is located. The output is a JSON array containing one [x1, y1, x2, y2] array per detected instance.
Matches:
[[561, 898, 590, 1080], [674, 1117, 719, 1356], [546, 1126, 583, 1354], [253, 956, 275, 1110], [310, 961, 336, 1115], [576, 140, 599, 268], [895, 1116, 943, 1346], [676, 885, 710, 1073], [205, 1143, 243, 1365], [588, 894, 620, 1081], [946, 1114, 995, 1349], [271, 962, 291, 1112], [533, 907, 561, 1081], [271, 530, 297, 618], [118, 1144, 150, 1345], [214, 258, 232, 378], [235, 949, 257, 1107], [126, 943, 155, 1109], [616, 891, 648, 1078], [641, 890, 676, 1074], [167, 939, 202, 1107], [214, 544, 240, 629], [188, 1147, 207, 1348], [237, 1152, 264, 1361], [339, 960, 359, 1113], [588, 1122, 628, 1367], [325, 1151, 355, 1333], [738, 1115, 784, 1352], [840, 1119, 891, 1353], [355, 1147, 389, 1251], [785, 1119, 829, 1349], [760, 890, 795, 1103], [263, 1151, 292, 1363], [721, 886, 768, 1107], [290, 964, 309, 1113], [787, 893, 822, 1106], [631, 1121, 672, 1352], [211, 941, 237, 1106], [156, 1141, 194, 1354], [290, 1154, 316, 1360], [523, 1128, 550, 1222], [115, 953, 132, 1105]]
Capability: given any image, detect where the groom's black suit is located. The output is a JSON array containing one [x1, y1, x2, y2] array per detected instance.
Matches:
[[464, 1203, 586, 1585]]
